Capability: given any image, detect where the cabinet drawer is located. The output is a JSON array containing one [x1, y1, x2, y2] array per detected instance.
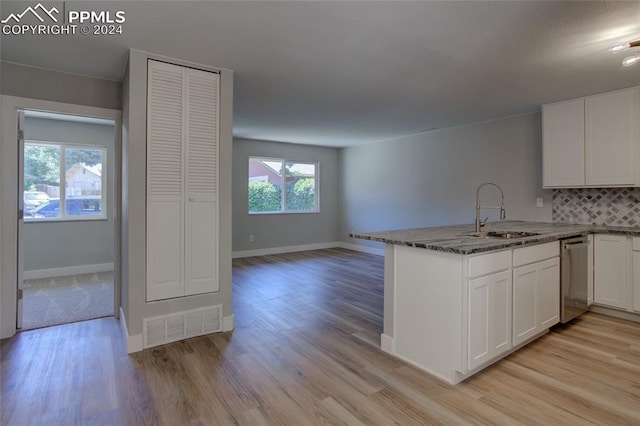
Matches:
[[633, 237, 640, 251], [468, 250, 512, 278], [513, 241, 560, 267]]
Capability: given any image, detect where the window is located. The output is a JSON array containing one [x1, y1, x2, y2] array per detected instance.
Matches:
[[24, 142, 106, 221], [248, 157, 318, 214]]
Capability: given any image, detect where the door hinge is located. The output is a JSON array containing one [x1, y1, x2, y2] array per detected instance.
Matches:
[[18, 209, 23, 220], [17, 129, 24, 140], [17, 289, 23, 300]]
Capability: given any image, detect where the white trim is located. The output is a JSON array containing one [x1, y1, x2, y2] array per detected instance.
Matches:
[[232, 241, 385, 258], [380, 333, 394, 353], [589, 305, 640, 323], [23, 262, 114, 280], [223, 314, 235, 331], [120, 307, 143, 354], [1, 95, 121, 339], [337, 242, 385, 256], [232, 242, 341, 259]]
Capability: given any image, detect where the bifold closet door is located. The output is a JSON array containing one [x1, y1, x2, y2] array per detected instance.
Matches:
[[147, 61, 185, 301], [184, 68, 219, 296]]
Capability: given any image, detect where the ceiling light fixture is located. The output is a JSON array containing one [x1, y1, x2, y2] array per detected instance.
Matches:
[[610, 39, 640, 66], [622, 53, 640, 67]]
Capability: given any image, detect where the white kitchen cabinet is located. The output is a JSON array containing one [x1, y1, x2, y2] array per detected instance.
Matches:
[[542, 86, 638, 188], [468, 270, 511, 370], [585, 88, 636, 186], [542, 99, 585, 187], [594, 234, 629, 309], [632, 238, 640, 313], [146, 60, 220, 302], [512, 242, 560, 346]]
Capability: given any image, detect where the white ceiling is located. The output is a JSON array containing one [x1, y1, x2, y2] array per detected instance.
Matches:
[[2, 1, 640, 147]]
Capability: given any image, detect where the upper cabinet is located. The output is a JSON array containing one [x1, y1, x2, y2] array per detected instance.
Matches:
[[542, 99, 585, 187], [543, 87, 638, 188], [585, 89, 636, 186]]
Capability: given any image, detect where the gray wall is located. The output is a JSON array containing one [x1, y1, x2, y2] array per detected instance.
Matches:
[[232, 138, 340, 252], [23, 117, 115, 271], [339, 113, 553, 248], [0, 62, 121, 110], [121, 50, 234, 337]]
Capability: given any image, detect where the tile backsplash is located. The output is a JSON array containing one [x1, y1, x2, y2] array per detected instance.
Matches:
[[552, 188, 640, 226]]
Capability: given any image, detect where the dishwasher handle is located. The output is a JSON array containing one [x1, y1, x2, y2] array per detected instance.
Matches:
[[563, 241, 589, 250]]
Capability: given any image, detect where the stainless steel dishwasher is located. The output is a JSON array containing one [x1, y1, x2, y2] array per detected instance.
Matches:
[[560, 236, 590, 323]]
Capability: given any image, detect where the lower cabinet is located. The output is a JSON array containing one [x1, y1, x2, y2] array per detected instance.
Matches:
[[634, 244, 640, 313], [594, 234, 629, 309], [513, 258, 560, 346], [468, 270, 512, 370]]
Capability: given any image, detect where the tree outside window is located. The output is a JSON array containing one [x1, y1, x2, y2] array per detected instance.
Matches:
[[248, 157, 318, 214]]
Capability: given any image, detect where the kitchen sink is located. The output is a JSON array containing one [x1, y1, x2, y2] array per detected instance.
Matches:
[[466, 231, 541, 239]]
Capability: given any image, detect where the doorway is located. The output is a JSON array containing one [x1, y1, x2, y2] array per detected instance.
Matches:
[[19, 110, 117, 330]]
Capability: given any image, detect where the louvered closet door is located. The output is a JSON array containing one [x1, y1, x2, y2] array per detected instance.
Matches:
[[184, 68, 220, 296], [147, 60, 185, 301]]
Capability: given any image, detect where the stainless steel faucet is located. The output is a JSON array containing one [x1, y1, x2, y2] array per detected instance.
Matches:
[[475, 182, 506, 234]]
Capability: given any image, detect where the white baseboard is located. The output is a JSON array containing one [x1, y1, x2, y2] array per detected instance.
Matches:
[[223, 314, 235, 331], [589, 305, 640, 323], [119, 307, 143, 354], [24, 262, 114, 280], [232, 241, 385, 258], [380, 333, 394, 353], [337, 242, 385, 256], [232, 242, 341, 259]]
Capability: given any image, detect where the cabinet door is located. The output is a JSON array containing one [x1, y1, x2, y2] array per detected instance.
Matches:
[[468, 270, 511, 370], [146, 60, 185, 301], [542, 99, 585, 187], [594, 235, 629, 309], [633, 250, 640, 313], [513, 264, 538, 346], [538, 257, 560, 329], [585, 89, 635, 186], [184, 69, 220, 296]]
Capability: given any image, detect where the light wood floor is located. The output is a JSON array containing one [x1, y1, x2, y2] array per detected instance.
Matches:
[[2, 248, 640, 425]]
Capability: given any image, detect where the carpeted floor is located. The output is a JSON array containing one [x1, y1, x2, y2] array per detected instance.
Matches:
[[22, 271, 114, 330]]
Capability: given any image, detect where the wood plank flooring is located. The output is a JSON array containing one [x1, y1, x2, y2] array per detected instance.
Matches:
[[2, 248, 640, 425]]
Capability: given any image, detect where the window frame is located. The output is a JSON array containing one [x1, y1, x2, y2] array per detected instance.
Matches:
[[24, 140, 107, 222], [248, 156, 320, 215]]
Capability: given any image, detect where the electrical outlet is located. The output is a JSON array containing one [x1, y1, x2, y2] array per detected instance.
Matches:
[[249, 234, 254, 242], [536, 198, 544, 208]]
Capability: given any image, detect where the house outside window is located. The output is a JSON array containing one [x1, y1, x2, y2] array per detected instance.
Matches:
[[248, 157, 319, 214], [24, 142, 107, 221]]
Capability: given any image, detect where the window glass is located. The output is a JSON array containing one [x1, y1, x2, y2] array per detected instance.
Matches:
[[248, 157, 318, 214], [65, 148, 103, 217], [24, 143, 106, 221], [284, 162, 316, 212]]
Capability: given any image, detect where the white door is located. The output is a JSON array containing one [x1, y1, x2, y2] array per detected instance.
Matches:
[[585, 88, 635, 186], [184, 68, 219, 296], [633, 249, 640, 313], [542, 99, 585, 187], [146, 60, 185, 301], [16, 111, 25, 330], [538, 258, 560, 329], [468, 275, 491, 370], [513, 264, 538, 346], [490, 270, 512, 357], [468, 270, 511, 370], [594, 234, 629, 309]]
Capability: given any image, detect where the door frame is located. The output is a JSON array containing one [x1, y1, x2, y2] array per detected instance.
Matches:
[[1, 95, 122, 338]]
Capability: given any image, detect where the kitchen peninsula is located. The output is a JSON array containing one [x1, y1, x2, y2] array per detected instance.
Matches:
[[351, 221, 614, 384]]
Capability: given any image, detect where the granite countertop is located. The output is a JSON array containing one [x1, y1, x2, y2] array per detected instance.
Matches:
[[350, 221, 640, 255]]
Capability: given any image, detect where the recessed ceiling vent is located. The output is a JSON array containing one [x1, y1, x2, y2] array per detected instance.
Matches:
[[143, 305, 222, 348]]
